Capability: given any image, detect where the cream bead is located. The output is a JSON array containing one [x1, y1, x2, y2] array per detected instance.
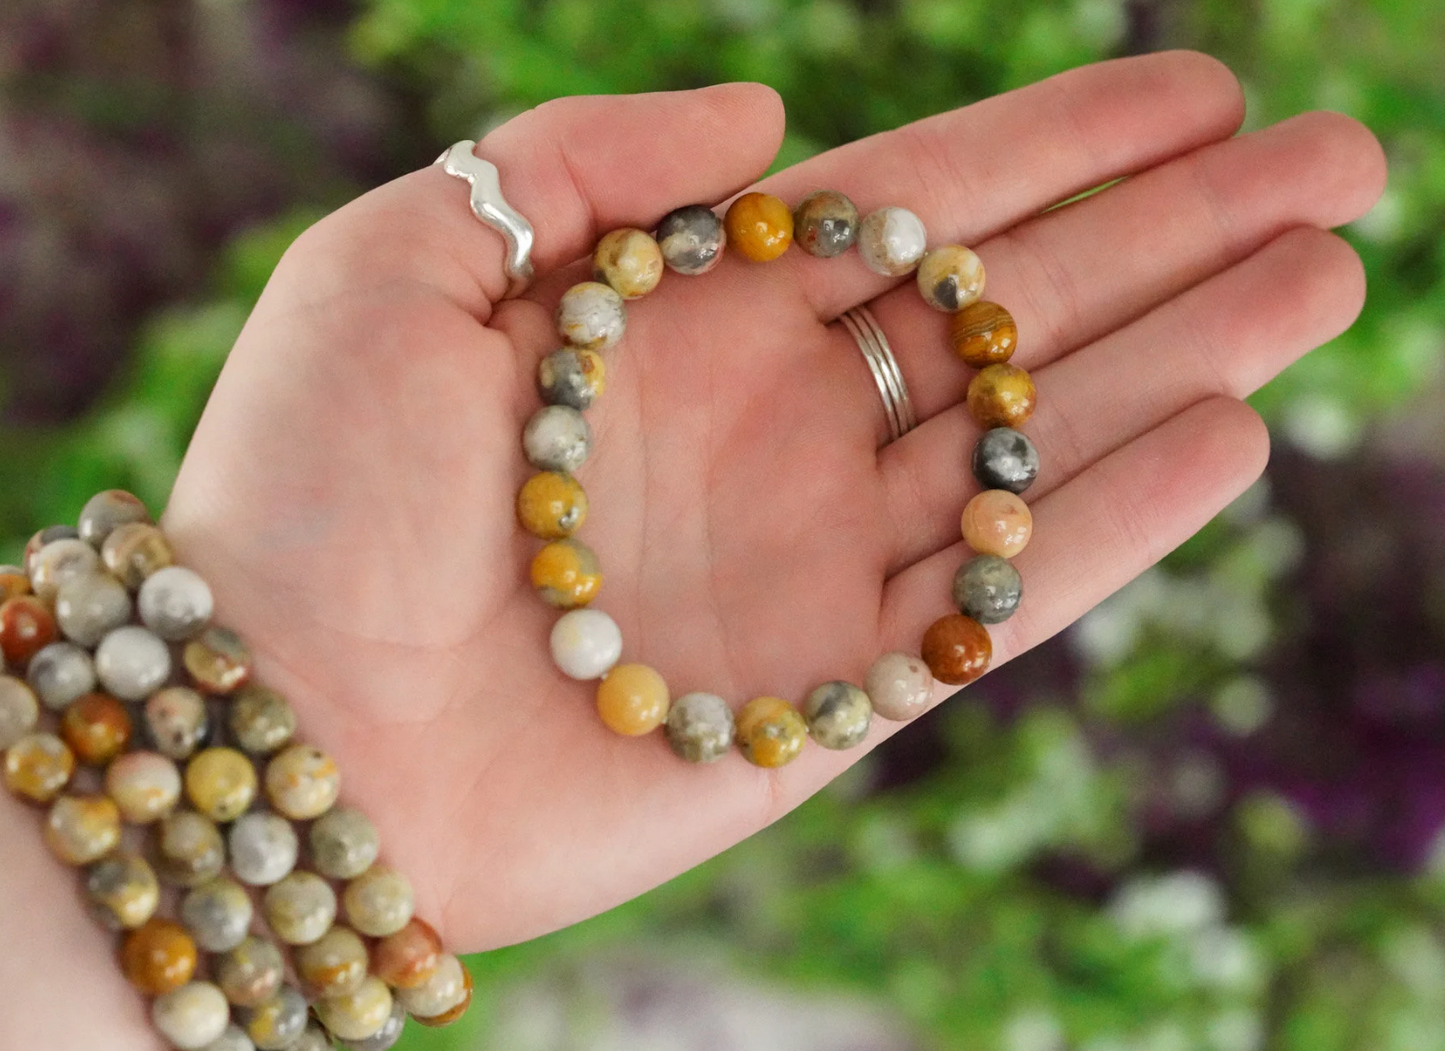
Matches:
[[343, 865, 414, 937], [858, 207, 927, 276], [397, 953, 470, 1020], [314, 976, 394, 1042], [138, 566, 215, 641], [555, 281, 626, 350], [152, 981, 231, 1050], [549, 608, 622, 680], [863, 651, 935, 722]]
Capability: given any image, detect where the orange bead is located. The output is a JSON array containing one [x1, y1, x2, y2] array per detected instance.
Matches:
[[949, 301, 1017, 367], [530, 538, 602, 608], [61, 693, 134, 766], [724, 192, 794, 262], [735, 696, 807, 768], [920, 614, 992, 686], [596, 664, 670, 736], [516, 472, 588, 540], [960, 490, 1033, 559], [0, 567, 30, 601], [121, 918, 198, 995], [967, 363, 1036, 429], [373, 917, 444, 990], [0, 596, 57, 668]]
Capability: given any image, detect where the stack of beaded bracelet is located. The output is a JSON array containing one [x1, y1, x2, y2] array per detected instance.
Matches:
[[0, 492, 470, 1051], [518, 187, 1036, 766]]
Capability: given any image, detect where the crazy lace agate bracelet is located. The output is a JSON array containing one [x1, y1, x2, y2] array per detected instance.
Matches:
[[0, 493, 470, 1051], [519, 188, 1038, 766]]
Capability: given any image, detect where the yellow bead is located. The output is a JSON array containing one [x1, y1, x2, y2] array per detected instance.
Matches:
[[725, 192, 794, 262], [516, 472, 588, 540], [596, 664, 670, 736], [4, 731, 74, 804], [735, 696, 807, 768], [592, 228, 664, 299], [185, 747, 258, 822], [264, 744, 340, 821], [45, 793, 122, 865], [967, 363, 1037, 429], [530, 539, 602, 608]]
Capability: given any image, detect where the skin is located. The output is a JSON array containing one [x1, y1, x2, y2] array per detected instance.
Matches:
[[0, 53, 1387, 1048]]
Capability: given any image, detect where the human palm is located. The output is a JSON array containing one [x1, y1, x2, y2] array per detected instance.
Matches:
[[156, 53, 1384, 956]]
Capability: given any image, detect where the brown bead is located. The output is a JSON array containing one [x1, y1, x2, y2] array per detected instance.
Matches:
[[920, 614, 992, 686], [183, 627, 253, 694], [44, 793, 122, 864], [967, 363, 1036, 429], [372, 917, 443, 990], [949, 301, 1017, 367], [724, 192, 793, 262], [121, 917, 199, 996], [0, 596, 58, 668], [101, 522, 175, 589], [0, 566, 30, 601], [3, 732, 74, 804], [60, 693, 134, 765]]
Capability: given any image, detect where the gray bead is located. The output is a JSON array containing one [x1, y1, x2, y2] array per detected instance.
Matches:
[[793, 190, 859, 259], [200, 1025, 256, 1051], [55, 573, 133, 648], [139, 566, 215, 641], [537, 347, 603, 410], [145, 686, 210, 759], [229, 811, 299, 886], [264, 871, 337, 945], [78, 489, 151, 548], [972, 427, 1039, 494], [94, 625, 172, 700], [229, 685, 296, 755], [341, 998, 406, 1051], [26, 642, 96, 711], [286, 1024, 333, 1051], [243, 985, 309, 1050], [656, 204, 725, 275], [522, 405, 592, 473], [664, 692, 735, 763], [952, 554, 1023, 624], [556, 281, 626, 350], [0, 676, 39, 750], [157, 810, 226, 887], [182, 877, 255, 952], [309, 806, 380, 880], [801, 681, 873, 750]]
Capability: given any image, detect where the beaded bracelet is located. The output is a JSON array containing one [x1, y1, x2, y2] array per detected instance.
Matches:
[[0, 496, 470, 1051], [519, 188, 1038, 764]]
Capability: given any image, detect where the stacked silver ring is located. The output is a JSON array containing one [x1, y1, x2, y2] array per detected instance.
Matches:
[[841, 306, 917, 445]]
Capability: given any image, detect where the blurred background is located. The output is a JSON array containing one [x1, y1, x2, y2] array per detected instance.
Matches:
[[2, 0, 1442, 1048]]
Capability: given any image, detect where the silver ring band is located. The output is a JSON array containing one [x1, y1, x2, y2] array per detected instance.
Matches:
[[841, 306, 917, 445], [434, 140, 536, 299]]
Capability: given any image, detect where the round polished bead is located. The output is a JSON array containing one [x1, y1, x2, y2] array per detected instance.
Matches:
[[186, 746, 258, 822], [122, 917, 199, 995], [967, 362, 1037, 429], [101, 521, 175, 589], [44, 793, 121, 864], [0, 565, 29, 601], [972, 426, 1040, 494], [26, 642, 96, 712], [85, 851, 160, 931], [317, 976, 395, 1042], [286, 1023, 333, 1051], [950, 301, 1017, 367], [265, 743, 340, 820], [400, 954, 473, 1026], [664, 691, 735, 763], [858, 206, 927, 276], [29, 537, 101, 604], [516, 471, 588, 540], [793, 190, 859, 258], [549, 608, 622, 680], [373, 917, 443, 990], [182, 877, 255, 952], [735, 696, 807, 768], [725, 192, 793, 262], [523, 405, 592, 473], [3, 731, 74, 803], [263, 871, 337, 945], [0, 596, 58, 667], [530, 538, 602, 609], [78, 489, 151, 548], [106, 750, 183, 823], [156, 810, 226, 887], [556, 281, 626, 350], [229, 685, 296, 756], [537, 346, 607, 410], [961, 490, 1033, 559], [183, 626, 253, 693], [95, 625, 171, 700], [60, 692, 133, 765], [953, 554, 1023, 624], [216, 937, 285, 1008], [243, 985, 309, 1051], [0, 676, 39, 749], [921, 614, 992, 686], [199, 1025, 255, 1051], [593, 227, 664, 299], [656, 203, 726, 275], [343, 998, 408, 1050], [228, 811, 299, 886], [801, 681, 873, 750], [917, 244, 986, 312], [596, 663, 670, 736], [152, 982, 231, 1051], [25, 525, 80, 575], [139, 566, 215, 641], [343, 865, 415, 937], [56, 572, 133, 648], [309, 806, 380, 880], [144, 686, 210, 760], [296, 925, 370, 999]]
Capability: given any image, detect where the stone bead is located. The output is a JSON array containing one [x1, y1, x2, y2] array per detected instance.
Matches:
[[182, 877, 255, 952], [95, 521, 172, 587], [917, 244, 986, 312], [950, 301, 1017, 367], [537, 347, 607, 411], [592, 227, 664, 299], [288, 1024, 333, 1051], [317, 976, 395, 1042], [516, 471, 588, 540], [25, 525, 81, 575], [122, 917, 199, 995], [95, 625, 171, 700], [27, 641, 97, 711], [793, 189, 859, 258], [735, 696, 807, 768], [145, 686, 210, 760], [967, 362, 1037, 429], [549, 608, 622, 680], [972, 426, 1039, 495], [343, 998, 407, 1050], [343, 865, 415, 937], [44, 793, 121, 864], [156, 810, 226, 887], [243, 985, 309, 1051], [858, 206, 927, 276], [556, 281, 626, 350], [0, 676, 39, 749], [29, 537, 101, 604], [0, 565, 29, 601], [921, 614, 992, 686], [399, 954, 472, 1026], [953, 554, 1023, 624], [664, 691, 734, 763], [0, 596, 58, 667], [522, 405, 592, 473], [200, 1025, 255, 1051], [216, 937, 285, 1008], [229, 685, 296, 756], [724, 191, 793, 262], [597, 663, 670, 736], [186, 746, 258, 822], [296, 925, 370, 999], [310, 806, 381, 880], [106, 750, 183, 822], [153, 982, 231, 1051], [139, 566, 215, 641], [265, 743, 340, 820], [60, 692, 133, 765], [56, 571, 133, 648], [3, 731, 74, 803], [656, 203, 726, 275], [373, 917, 443, 990], [530, 538, 602, 609], [960, 489, 1033, 559], [78, 489, 151, 547], [228, 811, 299, 886], [864, 652, 934, 721], [184, 626, 253, 693], [85, 851, 160, 930], [263, 870, 337, 945], [801, 681, 873, 750]]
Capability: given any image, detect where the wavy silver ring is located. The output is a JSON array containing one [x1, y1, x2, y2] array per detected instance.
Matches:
[[841, 306, 917, 445], [434, 140, 536, 299]]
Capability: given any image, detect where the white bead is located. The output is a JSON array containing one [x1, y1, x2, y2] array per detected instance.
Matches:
[[858, 207, 928, 276], [152, 981, 231, 1050], [523, 405, 592, 473], [555, 281, 626, 350], [95, 625, 172, 700], [549, 609, 622, 680], [139, 566, 215, 641]]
